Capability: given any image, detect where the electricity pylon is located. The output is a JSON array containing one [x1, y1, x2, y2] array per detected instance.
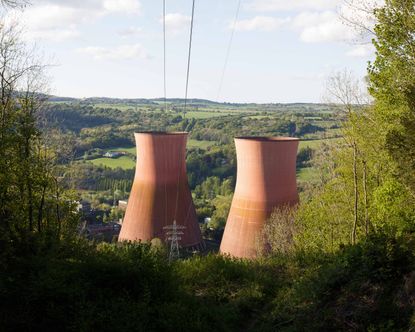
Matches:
[[164, 220, 185, 263]]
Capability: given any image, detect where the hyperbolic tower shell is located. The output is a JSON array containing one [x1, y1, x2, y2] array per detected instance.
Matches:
[[118, 132, 203, 248], [220, 137, 299, 258]]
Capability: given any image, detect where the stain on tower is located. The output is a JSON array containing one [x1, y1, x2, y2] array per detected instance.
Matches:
[[119, 132, 203, 249], [220, 136, 299, 258]]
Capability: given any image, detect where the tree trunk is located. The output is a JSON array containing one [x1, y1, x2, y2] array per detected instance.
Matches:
[[363, 160, 369, 236], [352, 142, 358, 245], [28, 181, 33, 232], [37, 184, 47, 232]]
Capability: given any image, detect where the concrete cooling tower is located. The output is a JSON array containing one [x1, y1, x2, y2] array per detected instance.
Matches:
[[220, 137, 299, 258], [118, 132, 203, 249]]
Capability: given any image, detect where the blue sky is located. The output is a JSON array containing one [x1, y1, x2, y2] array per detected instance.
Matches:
[[9, 0, 376, 103]]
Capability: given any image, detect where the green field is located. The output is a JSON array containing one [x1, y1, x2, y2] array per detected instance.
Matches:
[[184, 111, 236, 119], [297, 167, 319, 182], [188, 139, 217, 149], [94, 103, 138, 111], [104, 139, 216, 155], [299, 137, 341, 150], [299, 140, 324, 149], [90, 139, 217, 170], [245, 115, 271, 119], [89, 156, 135, 169]]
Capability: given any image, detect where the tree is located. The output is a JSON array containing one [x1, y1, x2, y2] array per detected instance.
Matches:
[[0, 21, 77, 241], [295, 61, 415, 252], [325, 70, 369, 244], [368, 0, 415, 196], [257, 206, 297, 256]]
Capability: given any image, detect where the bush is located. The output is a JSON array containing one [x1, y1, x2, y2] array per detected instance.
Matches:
[[2, 232, 415, 331]]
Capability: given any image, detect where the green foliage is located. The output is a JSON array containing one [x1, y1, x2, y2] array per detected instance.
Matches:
[[251, 234, 415, 331], [0, 239, 178, 331], [2, 233, 415, 331], [368, 0, 415, 195], [192, 176, 233, 238], [3, 2, 415, 330], [296, 174, 354, 252], [296, 102, 415, 252], [209, 194, 233, 231], [0, 24, 77, 241], [296, 146, 313, 167], [371, 179, 415, 234]]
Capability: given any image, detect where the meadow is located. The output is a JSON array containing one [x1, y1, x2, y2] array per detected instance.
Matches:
[[299, 137, 340, 149], [88, 139, 217, 169], [297, 167, 319, 182], [183, 111, 238, 119], [90, 156, 136, 169]]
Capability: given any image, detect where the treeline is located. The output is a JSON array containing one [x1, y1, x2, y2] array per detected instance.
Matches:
[[64, 163, 134, 192], [42, 102, 333, 155]]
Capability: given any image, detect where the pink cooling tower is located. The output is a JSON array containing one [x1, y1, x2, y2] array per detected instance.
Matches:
[[220, 137, 299, 258], [119, 132, 203, 249]]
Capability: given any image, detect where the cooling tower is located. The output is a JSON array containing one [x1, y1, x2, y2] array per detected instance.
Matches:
[[119, 132, 203, 249], [220, 137, 299, 258]]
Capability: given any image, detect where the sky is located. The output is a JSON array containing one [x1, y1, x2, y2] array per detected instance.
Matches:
[[7, 0, 377, 103]]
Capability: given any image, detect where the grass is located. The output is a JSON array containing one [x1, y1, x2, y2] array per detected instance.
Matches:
[[244, 115, 271, 119], [89, 140, 216, 170], [94, 103, 138, 111], [89, 156, 135, 169], [105, 140, 216, 155], [184, 111, 236, 119], [299, 137, 340, 150], [297, 167, 319, 182], [299, 140, 325, 149], [188, 139, 216, 149]]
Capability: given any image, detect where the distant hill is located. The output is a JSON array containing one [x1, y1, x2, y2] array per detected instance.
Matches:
[[46, 95, 333, 109]]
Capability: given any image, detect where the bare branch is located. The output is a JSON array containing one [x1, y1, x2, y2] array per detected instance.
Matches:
[[256, 206, 297, 256], [0, 0, 30, 9], [338, 0, 383, 43]]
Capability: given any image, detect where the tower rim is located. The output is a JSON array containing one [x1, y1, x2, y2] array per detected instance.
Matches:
[[234, 136, 299, 142], [134, 131, 188, 136]]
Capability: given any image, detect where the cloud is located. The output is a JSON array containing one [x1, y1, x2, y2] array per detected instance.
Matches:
[[346, 44, 374, 57], [232, 11, 351, 42], [117, 26, 143, 38], [77, 43, 148, 60], [9, 0, 141, 42], [292, 11, 356, 43], [234, 16, 290, 31], [232, 8, 356, 43], [246, 0, 340, 12], [240, 0, 380, 46], [34, 0, 141, 14], [161, 13, 191, 34], [103, 0, 141, 14]]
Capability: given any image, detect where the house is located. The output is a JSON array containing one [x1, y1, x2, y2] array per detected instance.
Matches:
[[103, 151, 126, 158], [118, 200, 128, 211]]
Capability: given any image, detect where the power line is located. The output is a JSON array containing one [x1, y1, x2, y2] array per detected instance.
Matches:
[[183, 0, 196, 115], [217, 0, 242, 102], [163, 0, 167, 112], [173, 0, 196, 227]]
